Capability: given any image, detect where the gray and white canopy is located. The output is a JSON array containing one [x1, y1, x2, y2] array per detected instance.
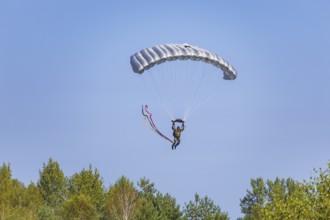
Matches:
[[130, 43, 237, 80]]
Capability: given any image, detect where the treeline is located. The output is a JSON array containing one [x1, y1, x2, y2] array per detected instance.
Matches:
[[0, 158, 228, 220], [0, 159, 329, 220], [239, 163, 330, 220]]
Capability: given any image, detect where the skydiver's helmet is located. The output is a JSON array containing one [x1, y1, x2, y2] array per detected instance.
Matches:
[[177, 126, 180, 130]]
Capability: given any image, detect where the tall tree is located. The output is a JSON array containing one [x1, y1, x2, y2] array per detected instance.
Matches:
[[105, 176, 140, 220], [303, 164, 330, 219], [67, 164, 105, 217], [240, 178, 267, 219], [135, 178, 182, 220], [37, 158, 66, 208], [135, 178, 158, 220], [0, 163, 12, 217], [182, 193, 229, 220], [239, 164, 330, 219], [0, 163, 14, 219], [0, 163, 41, 220]]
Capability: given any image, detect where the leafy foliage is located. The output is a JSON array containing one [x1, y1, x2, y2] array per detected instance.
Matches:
[[182, 193, 229, 220], [61, 194, 98, 220], [38, 205, 61, 220], [135, 177, 182, 220], [239, 164, 330, 219], [105, 176, 140, 220], [0, 163, 43, 220], [37, 158, 66, 208], [67, 164, 105, 215], [2, 158, 329, 220]]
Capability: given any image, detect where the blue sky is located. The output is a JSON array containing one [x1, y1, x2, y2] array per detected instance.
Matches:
[[1, 1, 330, 218]]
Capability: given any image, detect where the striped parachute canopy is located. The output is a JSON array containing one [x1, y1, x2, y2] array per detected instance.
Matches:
[[131, 43, 236, 80]]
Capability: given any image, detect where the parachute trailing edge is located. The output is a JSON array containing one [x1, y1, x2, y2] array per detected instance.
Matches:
[[130, 43, 237, 80]]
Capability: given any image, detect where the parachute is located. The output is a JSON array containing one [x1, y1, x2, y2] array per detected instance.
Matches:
[[131, 43, 236, 141]]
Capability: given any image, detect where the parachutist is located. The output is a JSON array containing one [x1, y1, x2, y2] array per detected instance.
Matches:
[[172, 121, 185, 150], [132, 44, 236, 145]]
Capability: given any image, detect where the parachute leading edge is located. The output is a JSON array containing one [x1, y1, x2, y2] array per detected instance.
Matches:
[[130, 43, 237, 80]]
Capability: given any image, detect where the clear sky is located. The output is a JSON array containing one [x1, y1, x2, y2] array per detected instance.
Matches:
[[1, 1, 330, 219]]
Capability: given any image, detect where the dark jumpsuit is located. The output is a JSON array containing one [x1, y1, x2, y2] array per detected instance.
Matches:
[[172, 123, 184, 149]]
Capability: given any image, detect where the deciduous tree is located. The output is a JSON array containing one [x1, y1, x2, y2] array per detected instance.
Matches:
[[239, 174, 329, 219], [37, 158, 66, 208], [135, 177, 182, 220], [183, 193, 229, 220], [105, 176, 140, 220], [67, 164, 105, 215]]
